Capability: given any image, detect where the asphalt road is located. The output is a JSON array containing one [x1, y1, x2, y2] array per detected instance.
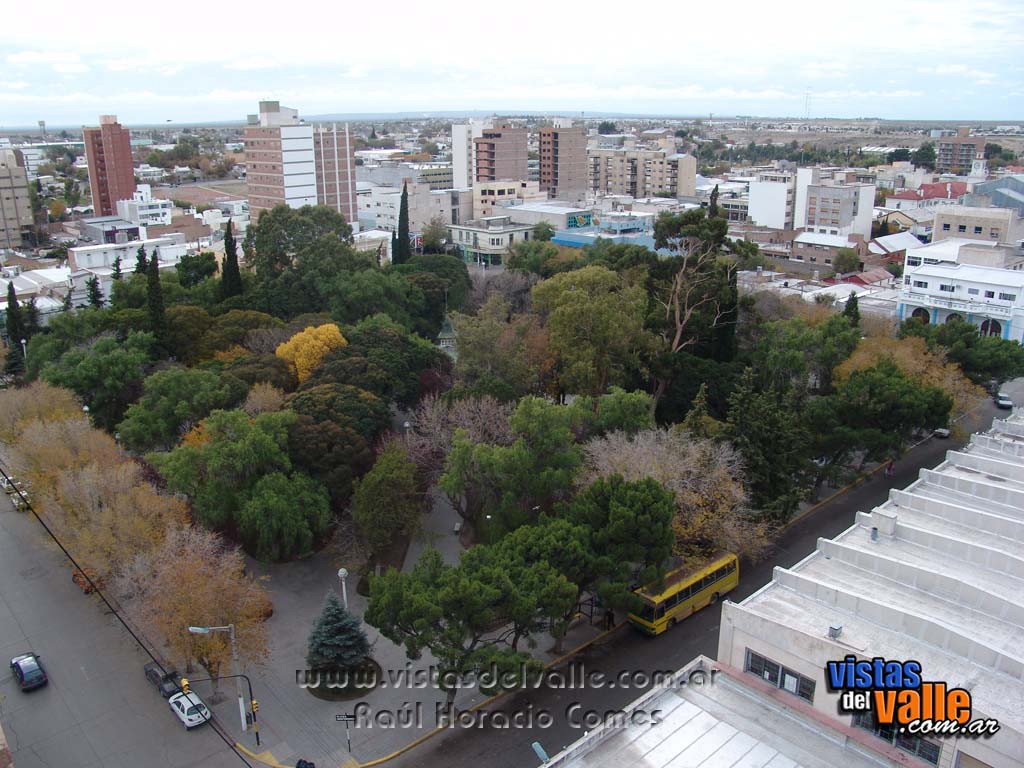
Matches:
[[0, 496, 249, 768], [392, 389, 1016, 768]]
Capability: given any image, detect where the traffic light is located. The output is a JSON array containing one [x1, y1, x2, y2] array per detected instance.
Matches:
[[251, 699, 259, 713], [181, 678, 189, 694]]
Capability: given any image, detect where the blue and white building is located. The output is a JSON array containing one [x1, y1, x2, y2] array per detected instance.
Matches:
[[898, 261, 1024, 341]]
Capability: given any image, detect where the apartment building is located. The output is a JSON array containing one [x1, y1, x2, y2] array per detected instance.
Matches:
[[794, 167, 874, 240], [885, 181, 969, 211], [0, 149, 33, 249], [717, 412, 1024, 768], [357, 162, 454, 191], [587, 148, 696, 198], [83, 115, 136, 217], [451, 118, 492, 188], [933, 205, 1024, 247], [473, 123, 528, 183], [935, 127, 986, 174], [472, 180, 546, 219], [539, 125, 587, 203], [244, 101, 356, 225]]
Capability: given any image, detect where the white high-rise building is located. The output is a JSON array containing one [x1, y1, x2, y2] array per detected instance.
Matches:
[[451, 118, 493, 188]]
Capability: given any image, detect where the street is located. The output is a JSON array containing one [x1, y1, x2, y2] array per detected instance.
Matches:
[[391, 389, 1015, 768], [0, 498, 248, 768]]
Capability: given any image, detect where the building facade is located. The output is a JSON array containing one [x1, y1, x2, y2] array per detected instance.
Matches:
[[587, 148, 695, 199], [962, 174, 1024, 216], [473, 124, 528, 183], [539, 125, 587, 203], [244, 102, 356, 225], [747, 171, 796, 230], [82, 115, 136, 217], [935, 127, 986, 174], [898, 261, 1024, 340], [359, 183, 472, 233], [0, 149, 32, 249], [472, 180, 546, 219], [451, 118, 492, 189], [448, 215, 534, 265], [933, 205, 1024, 247], [116, 184, 172, 227]]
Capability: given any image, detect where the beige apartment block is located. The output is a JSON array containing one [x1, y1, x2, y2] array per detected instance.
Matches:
[[0, 149, 33, 249], [933, 205, 1024, 246], [587, 148, 695, 198]]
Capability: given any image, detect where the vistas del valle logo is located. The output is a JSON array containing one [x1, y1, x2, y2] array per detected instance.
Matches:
[[827, 656, 1000, 738]]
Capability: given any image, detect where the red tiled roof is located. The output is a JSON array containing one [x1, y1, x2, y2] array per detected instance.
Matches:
[[918, 181, 967, 200]]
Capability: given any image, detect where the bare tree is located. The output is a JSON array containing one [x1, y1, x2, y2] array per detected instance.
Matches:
[[243, 383, 286, 415], [580, 428, 769, 566]]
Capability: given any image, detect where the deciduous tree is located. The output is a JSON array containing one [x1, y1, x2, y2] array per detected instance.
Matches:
[[237, 471, 330, 560], [351, 441, 421, 553], [275, 323, 348, 383]]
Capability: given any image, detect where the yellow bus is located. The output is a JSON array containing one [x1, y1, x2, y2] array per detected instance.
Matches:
[[627, 553, 739, 635]]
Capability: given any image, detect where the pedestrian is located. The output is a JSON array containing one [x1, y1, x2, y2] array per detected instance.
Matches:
[[885, 460, 895, 478], [604, 609, 616, 630]]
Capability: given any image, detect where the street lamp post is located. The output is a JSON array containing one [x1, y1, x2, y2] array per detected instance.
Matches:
[[337, 568, 349, 611], [20, 338, 26, 360], [189, 624, 246, 733]]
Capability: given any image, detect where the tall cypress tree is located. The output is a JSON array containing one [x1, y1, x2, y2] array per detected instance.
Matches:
[[391, 231, 399, 264], [395, 182, 410, 265], [709, 184, 720, 218], [843, 292, 860, 327], [4, 282, 24, 375], [134, 245, 148, 275], [111, 254, 123, 281], [146, 251, 166, 342], [220, 221, 243, 300], [86, 275, 104, 308]]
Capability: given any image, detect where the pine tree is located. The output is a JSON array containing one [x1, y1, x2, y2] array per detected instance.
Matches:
[[680, 382, 722, 439], [369, 126, 377, 140], [709, 184, 720, 218], [134, 245, 148, 275], [86, 275, 104, 308], [111, 254, 123, 281], [391, 231, 399, 265], [146, 251, 166, 341], [4, 282, 24, 375], [395, 182, 410, 265], [306, 592, 370, 671], [843, 292, 860, 327], [220, 220, 243, 300], [61, 291, 72, 312]]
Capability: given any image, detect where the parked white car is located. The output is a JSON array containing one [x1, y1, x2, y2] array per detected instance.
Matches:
[[168, 691, 211, 729]]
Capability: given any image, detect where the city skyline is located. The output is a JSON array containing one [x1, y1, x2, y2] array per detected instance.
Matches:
[[2, 0, 1022, 126]]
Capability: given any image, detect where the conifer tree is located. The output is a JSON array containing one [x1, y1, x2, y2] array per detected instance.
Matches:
[[394, 182, 411, 264], [86, 275, 104, 308], [146, 251, 166, 341], [220, 220, 243, 300], [112, 254, 123, 281], [4, 282, 24, 374], [134, 245, 148, 274], [306, 592, 370, 671], [843, 293, 860, 327]]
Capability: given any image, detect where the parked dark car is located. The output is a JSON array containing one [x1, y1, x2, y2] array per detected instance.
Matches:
[[144, 662, 182, 698], [10, 653, 48, 691]]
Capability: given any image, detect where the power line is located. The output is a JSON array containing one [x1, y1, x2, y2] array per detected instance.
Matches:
[[0, 462, 254, 767]]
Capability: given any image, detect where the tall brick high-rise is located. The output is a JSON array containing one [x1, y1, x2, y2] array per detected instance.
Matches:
[[82, 115, 136, 216], [244, 101, 356, 225], [539, 124, 587, 203], [473, 123, 528, 182]]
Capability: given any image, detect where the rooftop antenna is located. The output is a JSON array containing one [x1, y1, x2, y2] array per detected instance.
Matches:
[[804, 90, 811, 121]]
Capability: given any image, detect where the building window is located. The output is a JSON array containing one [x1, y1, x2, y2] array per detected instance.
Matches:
[[999, 293, 1017, 301], [745, 650, 815, 702], [967, 288, 979, 295], [939, 284, 955, 292], [942, 223, 950, 231], [852, 712, 940, 765], [974, 226, 983, 234], [958, 225, 967, 233], [985, 291, 995, 298], [913, 281, 928, 288], [991, 229, 999, 239]]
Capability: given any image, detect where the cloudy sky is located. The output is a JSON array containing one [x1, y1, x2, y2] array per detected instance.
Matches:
[[2, 0, 1022, 127]]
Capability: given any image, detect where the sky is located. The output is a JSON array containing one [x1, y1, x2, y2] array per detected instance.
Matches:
[[1, 0, 1022, 127]]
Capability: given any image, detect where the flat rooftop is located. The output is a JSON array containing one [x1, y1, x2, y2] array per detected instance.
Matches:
[[738, 409, 1024, 731], [548, 657, 892, 768]]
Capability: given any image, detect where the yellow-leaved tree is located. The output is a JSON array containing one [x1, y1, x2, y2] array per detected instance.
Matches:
[[275, 324, 348, 383], [835, 336, 986, 427]]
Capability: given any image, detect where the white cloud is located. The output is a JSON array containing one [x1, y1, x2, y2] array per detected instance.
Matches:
[[6, 50, 88, 73]]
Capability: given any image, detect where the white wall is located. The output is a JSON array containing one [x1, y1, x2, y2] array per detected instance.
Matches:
[[749, 181, 790, 229]]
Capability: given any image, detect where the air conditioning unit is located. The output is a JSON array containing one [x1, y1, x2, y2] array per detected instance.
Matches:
[[828, 625, 843, 640]]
